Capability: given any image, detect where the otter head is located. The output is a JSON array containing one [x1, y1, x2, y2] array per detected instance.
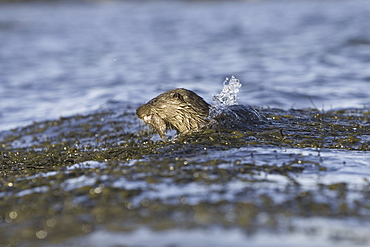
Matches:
[[136, 103, 168, 140], [136, 88, 211, 140], [136, 104, 153, 124]]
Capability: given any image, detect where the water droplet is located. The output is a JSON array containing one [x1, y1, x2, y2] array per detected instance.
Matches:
[[82, 223, 94, 233], [141, 199, 150, 207], [180, 197, 188, 204], [126, 202, 133, 209], [9, 211, 17, 220], [93, 187, 102, 194], [46, 218, 57, 227], [213, 75, 242, 106], [36, 230, 48, 239]]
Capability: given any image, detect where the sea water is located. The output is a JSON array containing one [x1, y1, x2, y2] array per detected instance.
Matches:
[[1, 0, 370, 131], [1, 1, 370, 246]]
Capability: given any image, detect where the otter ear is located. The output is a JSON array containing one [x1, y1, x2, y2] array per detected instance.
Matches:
[[173, 92, 185, 102]]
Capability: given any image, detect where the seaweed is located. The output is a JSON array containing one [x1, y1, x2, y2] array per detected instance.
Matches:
[[1, 107, 370, 246]]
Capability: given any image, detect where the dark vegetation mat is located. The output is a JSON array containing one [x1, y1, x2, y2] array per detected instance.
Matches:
[[1, 107, 370, 246]]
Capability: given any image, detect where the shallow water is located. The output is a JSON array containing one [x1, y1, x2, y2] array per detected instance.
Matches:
[[1, 105, 370, 246], [1, 0, 370, 246]]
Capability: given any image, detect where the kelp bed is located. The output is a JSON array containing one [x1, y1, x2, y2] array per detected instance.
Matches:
[[1, 106, 370, 246]]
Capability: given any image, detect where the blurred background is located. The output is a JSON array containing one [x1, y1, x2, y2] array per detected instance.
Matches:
[[1, 0, 370, 131]]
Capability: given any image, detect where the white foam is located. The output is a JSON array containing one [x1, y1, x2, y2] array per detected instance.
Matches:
[[212, 75, 242, 106]]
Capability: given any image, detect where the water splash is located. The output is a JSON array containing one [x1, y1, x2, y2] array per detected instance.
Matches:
[[213, 75, 242, 106], [208, 76, 265, 130]]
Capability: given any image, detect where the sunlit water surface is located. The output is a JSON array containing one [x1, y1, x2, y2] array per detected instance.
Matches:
[[1, 0, 370, 130], [1, 0, 370, 246]]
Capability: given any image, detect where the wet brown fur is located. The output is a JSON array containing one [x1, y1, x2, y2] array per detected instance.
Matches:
[[136, 88, 210, 140]]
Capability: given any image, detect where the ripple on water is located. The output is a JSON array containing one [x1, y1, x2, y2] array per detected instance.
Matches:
[[1, 1, 370, 246], [1, 0, 370, 130]]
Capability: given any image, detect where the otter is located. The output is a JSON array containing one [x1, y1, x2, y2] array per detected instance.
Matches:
[[136, 88, 265, 140], [136, 88, 210, 140]]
